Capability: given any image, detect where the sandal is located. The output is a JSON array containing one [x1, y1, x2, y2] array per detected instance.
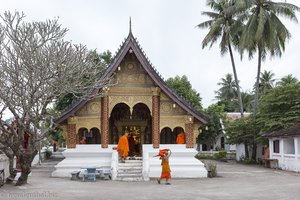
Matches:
[[165, 182, 171, 185]]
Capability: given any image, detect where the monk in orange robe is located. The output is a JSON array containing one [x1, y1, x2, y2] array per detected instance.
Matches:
[[128, 133, 136, 156], [80, 137, 86, 144], [157, 149, 172, 185], [176, 132, 185, 144], [117, 131, 129, 163]]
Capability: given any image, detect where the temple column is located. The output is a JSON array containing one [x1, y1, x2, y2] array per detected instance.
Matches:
[[67, 124, 76, 148], [101, 95, 109, 148], [185, 117, 194, 148], [152, 87, 160, 148]]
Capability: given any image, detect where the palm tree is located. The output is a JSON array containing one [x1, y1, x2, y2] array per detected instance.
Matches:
[[198, 0, 247, 117], [229, 91, 254, 112], [215, 73, 238, 101], [239, 0, 300, 116], [259, 70, 275, 95], [241, 91, 254, 112], [276, 74, 299, 86]]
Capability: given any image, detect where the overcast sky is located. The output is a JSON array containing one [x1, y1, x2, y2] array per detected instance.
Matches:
[[1, 0, 300, 108]]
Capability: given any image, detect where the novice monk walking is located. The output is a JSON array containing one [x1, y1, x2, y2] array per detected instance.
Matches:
[[157, 149, 172, 185]]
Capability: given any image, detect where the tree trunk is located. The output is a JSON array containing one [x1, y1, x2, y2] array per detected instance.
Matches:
[[228, 42, 244, 117], [253, 48, 262, 117], [15, 150, 37, 186], [251, 142, 257, 161], [53, 142, 57, 152], [244, 143, 249, 158]]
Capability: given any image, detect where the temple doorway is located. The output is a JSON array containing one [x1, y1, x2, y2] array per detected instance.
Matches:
[[77, 127, 101, 144], [109, 102, 152, 156]]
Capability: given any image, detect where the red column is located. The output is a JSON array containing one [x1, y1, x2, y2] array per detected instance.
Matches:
[[67, 124, 76, 148], [152, 95, 160, 148], [101, 96, 109, 148], [185, 123, 194, 148]]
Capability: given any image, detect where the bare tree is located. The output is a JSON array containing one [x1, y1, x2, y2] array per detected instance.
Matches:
[[0, 11, 113, 185]]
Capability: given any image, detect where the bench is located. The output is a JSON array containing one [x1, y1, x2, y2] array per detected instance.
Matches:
[[97, 168, 111, 180], [82, 168, 98, 182], [70, 171, 81, 180]]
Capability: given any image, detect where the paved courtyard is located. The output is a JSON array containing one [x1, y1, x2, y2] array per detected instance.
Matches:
[[0, 159, 300, 200]]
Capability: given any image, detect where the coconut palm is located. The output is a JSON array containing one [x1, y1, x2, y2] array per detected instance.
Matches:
[[241, 91, 254, 112], [198, 0, 247, 117], [276, 74, 299, 86], [239, 0, 300, 116], [215, 73, 238, 101], [259, 70, 276, 95]]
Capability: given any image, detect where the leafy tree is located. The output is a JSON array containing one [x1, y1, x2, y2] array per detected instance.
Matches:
[[257, 83, 300, 132], [198, 0, 246, 117], [225, 115, 259, 159], [99, 50, 113, 66], [217, 100, 237, 112], [166, 75, 203, 111], [276, 74, 299, 87], [239, 0, 300, 116], [0, 11, 112, 185], [55, 49, 112, 111], [197, 104, 225, 151]]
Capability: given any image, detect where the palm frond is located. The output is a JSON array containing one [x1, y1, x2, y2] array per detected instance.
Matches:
[[272, 2, 300, 23]]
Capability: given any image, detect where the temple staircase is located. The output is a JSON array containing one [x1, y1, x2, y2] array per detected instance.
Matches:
[[116, 157, 144, 181]]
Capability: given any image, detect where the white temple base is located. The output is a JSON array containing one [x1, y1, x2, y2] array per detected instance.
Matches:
[[51, 144, 115, 178], [142, 144, 207, 180], [52, 144, 207, 179]]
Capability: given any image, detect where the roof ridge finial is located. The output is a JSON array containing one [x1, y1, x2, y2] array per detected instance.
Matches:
[[129, 16, 132, 34]]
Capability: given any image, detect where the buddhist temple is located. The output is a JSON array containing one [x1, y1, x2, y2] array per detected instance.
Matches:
[[52, 22, 209, 180]]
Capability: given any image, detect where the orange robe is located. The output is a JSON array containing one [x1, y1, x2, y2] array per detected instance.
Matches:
[[80, 138, 86, 144], [160, 157, 171, 179], [117, 135, 129, 159], [176, 132, 185, 144]]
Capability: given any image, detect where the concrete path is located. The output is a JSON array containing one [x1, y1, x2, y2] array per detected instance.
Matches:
[[0, 159, 299, 200]]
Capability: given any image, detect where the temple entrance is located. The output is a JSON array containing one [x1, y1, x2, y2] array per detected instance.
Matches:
[[77, 127, 101, 144], [109, 102, 152, 157]]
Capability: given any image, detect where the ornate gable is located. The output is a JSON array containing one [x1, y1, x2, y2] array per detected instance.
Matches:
[[57, 27, 208, 125]]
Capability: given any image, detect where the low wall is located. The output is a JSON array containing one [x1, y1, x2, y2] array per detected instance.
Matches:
[[272, 154, 300, 172], [198, 151, 236, 160]]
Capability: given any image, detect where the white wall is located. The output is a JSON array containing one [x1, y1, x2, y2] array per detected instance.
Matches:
[[297, 138, 300, 156], [236, 144, 245, 161], [0, 154, 9, 180], [270, 137, 300, 172]]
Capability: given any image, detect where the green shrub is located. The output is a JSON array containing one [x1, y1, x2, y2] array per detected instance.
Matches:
[[195, 153, 214, 160], [213, 150, 227, 160], [239, 155, 257, 164]]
